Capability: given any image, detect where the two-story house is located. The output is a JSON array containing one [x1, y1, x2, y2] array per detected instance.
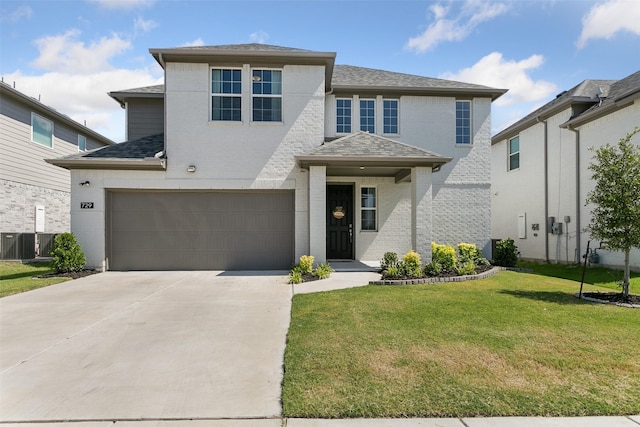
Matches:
[[48, 44, 506, 271], [491, 70, 640, 270], [0, 82, 113, 259]]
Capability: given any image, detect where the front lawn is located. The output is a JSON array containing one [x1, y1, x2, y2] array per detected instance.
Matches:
[[282, 270, 640, 418], [0, 261, 71, 297]]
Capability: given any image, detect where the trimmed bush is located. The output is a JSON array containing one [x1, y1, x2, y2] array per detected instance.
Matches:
[[299, 255, 314, 275], [456, 260, 477, 275], [288, 266, 304, 284], [381, 252, 399, 270], [403, 250, 422, 277], [493, 238, 519, 267], [313, 263, 333, 279], [457, 242, 490, 266], [50, 233, 86, 273], [432, 242, 457, 272]]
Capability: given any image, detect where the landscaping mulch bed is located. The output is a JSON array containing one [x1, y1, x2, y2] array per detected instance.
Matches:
[[380, 264, 494, 281], [39, 270, 101, 279], [581, 292, 640, 305]]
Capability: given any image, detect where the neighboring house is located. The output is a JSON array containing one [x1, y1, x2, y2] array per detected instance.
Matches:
[[48, 44, 506, 271], [491, 70, 640, 270], [0, 82, 113, 259]]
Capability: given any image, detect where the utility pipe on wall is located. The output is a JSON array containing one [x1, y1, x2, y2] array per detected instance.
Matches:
[[567, 125, 581, 264], [537, 116, 550, 263]]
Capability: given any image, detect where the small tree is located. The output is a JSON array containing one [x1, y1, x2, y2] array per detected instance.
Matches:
[[586, 128, 640, 298], [50, 233, 86, 273]]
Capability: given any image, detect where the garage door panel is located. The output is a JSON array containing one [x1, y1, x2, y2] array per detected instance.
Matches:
[[108, 191, 293, 270]]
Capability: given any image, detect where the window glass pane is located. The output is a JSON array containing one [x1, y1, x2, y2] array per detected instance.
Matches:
[[456, 101, 471, 144], [32, 113, 53, 147], [78, 135, 86, 151], [362, 210, 376, 231], [509, 136, 520, 153], [383, 99, 398, 134], [360, 100, 375, 133], [336, 99, 352, 133], [361, 187, 376, 208], [510, 153, 520, 170]]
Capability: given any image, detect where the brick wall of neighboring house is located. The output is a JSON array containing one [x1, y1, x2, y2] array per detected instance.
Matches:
[[0, 179, 70, 233]]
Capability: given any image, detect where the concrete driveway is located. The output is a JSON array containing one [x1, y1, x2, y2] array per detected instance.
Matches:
[[0, 271, 292, 423]]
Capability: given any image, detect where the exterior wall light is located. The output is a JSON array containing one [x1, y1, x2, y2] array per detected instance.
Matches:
[[187, 165, 196, 173], [79, 181, 90, 186]]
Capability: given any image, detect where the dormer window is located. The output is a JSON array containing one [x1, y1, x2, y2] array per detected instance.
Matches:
[[211, 68, 242, 121], [252, 69, 282, 122]]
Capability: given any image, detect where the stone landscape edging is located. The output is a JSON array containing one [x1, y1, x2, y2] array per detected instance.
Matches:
[[575, 293, 640, 308], [370, 266, 520, 285]]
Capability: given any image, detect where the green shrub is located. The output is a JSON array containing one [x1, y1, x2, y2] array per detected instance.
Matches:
[[424, 261, 443, 277], [432, 242, 457, 272], [403, 250, 423, 277], [314, 263, 333, 280], [381, 252, 399, 270], [456, 260, 477, 275], [384, 266, 402, 279], [457, 242, 490, 267], [289, 267, 304, 284], [50, 233, 86, 273], [299, 255, 314, 275], [493, 238, 519, 267]]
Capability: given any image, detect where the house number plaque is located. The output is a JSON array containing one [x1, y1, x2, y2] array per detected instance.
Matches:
[[80, 202, 94, 209]]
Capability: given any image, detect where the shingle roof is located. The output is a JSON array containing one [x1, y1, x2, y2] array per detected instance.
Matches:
[[165, 43, 313, 52], [332, 65, 495, 91], [297, 132, 452, 173], [492, 79, 616, 142], [110, 85, 164, 95], [46, 133, 165, 170]]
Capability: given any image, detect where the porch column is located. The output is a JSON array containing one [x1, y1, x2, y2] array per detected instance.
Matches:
[[411, 166, 433, 262], [309, 165, 327, 264]]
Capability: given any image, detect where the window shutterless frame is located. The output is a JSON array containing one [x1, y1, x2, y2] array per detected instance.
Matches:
[[336, 98, 352, 134], [383, 99, 399, 135], [211, 68, 242, 121], [360, 186, 377, 231], [509, 135, 520, 171], [78, 134, 87, 152], [360, 99, 375, 133], [455, 100, 471, 145], [252, 69, 282, 122], [31, 112, 54, 148]]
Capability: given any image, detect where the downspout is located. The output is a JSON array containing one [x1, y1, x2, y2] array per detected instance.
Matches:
[[567, 125, 581, 264], [537, 116, 550, 263]]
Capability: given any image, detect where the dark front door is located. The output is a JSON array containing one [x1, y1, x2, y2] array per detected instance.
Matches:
[[327, 184, 354, 259]]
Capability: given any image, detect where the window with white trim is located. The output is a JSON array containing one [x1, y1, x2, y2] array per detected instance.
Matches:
[[31, 112, 53, 148], [211, 68, 242, 121], [78, 134, 87, 152], [361, 187, 377, 231], [360, 99, 375, 133], [383, 99, 398, 134], [509, 136, 520, 171], [456, 100, 471, 144], [252, 69, 282, 122], [336, 98, 352, 133]]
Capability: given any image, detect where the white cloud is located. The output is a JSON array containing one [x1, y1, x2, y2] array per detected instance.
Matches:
[[406, 0, 509, 53], [87, 0, 155, 10], [249, 30, 269, 44], [31, 29, 131, 74], [134, 17, 158, 34], [180, 38, 205, 47], [577, 0, 640, 49], [6, 69, 163, 142], [1, 5, 32, 22], [440, 52, 557, 107]]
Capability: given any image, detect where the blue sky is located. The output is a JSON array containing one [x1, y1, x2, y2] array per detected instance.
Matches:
[[1, 0, 639, 142]]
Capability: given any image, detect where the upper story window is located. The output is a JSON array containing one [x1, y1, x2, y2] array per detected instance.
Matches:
[[456, 100, 471, 145], [78, 134, 87, 152], [383, 99, 398, 134], [361, 187, 377, 231], [252, 69, 282, 122], [360, 99, 375, 133], [31, 112, 53, 148], [211, 68, 242, 121], [509, 135, 520, 171], [336, 99, 352, 134]]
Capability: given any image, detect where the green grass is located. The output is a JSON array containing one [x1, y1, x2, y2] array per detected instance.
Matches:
[[283, 270, 640, 418], [0, 261, 71, 297], [518, 261, 640, 294]]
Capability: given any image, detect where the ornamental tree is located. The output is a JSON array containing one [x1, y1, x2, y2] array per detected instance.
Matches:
[[585, 128, 640, 298]]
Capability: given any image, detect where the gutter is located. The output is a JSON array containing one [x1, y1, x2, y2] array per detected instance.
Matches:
[[566, 125, 582, 264], [537, 116, 550, 263]]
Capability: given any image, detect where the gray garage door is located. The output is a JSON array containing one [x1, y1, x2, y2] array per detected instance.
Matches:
[[107, 191, 294, 271]]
